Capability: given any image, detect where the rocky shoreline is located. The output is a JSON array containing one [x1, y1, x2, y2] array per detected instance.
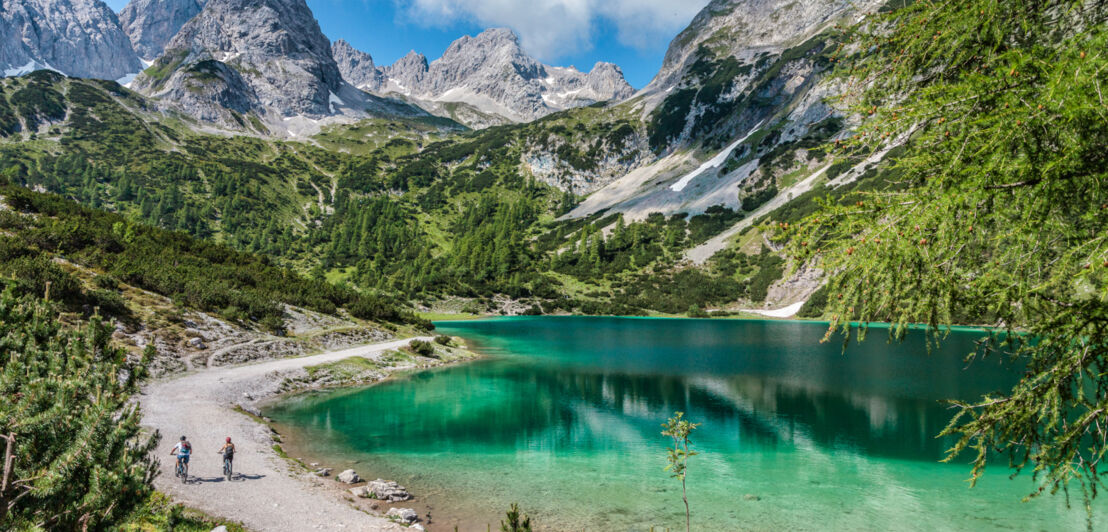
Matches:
[[243, 337, 480, 531], [141, 334, 480, 531]]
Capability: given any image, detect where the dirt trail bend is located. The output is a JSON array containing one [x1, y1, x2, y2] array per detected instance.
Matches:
[[142, 338, 430, 531]]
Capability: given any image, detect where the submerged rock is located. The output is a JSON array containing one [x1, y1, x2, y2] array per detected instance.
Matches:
[[336, 469, 361, 483], [743, 493, 761, 501], [385, 507, 418, 524], [366, 478, 412, 502]]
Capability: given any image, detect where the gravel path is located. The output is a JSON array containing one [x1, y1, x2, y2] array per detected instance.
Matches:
[[141, 338, 431, 531]]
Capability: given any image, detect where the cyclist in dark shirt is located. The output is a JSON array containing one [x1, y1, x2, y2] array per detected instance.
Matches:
[[217, 437, 236, 479]]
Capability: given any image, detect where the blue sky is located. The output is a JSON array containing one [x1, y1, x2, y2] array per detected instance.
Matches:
[[105, 0, 710, 88]]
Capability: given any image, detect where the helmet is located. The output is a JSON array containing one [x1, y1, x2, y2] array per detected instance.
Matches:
[[180, 436, 186, 441], [226, 437, 232, 443]]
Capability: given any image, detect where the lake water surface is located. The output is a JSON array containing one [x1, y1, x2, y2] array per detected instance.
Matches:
[[264, 317, 1104, 530]]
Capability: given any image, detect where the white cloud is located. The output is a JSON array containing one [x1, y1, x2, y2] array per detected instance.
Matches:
[[596, 0, 709, 50], [398, 0, 710, 61]]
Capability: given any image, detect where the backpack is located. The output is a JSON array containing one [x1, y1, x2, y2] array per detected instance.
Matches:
[[179, 442, 191, 455], [223, 445, 234, 459]]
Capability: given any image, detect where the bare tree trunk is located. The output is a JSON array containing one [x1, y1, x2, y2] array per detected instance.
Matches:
[[682, 439, 690, 532], [681, 479, 690, 532], [0, 433, 15, 523]]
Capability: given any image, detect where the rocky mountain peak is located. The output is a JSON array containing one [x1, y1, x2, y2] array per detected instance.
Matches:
[[382, 50, 429, 93], [131, 0, 424, 130], [585, 62, 630, 90], [444, 27, 522, 56], [332, 39, 384, 89], [118, 0, 206, 61], [0, 0, 143, 80], [648, 0, 873, 94], [132, 0, 345, 123], [337, 28, 632, 126]]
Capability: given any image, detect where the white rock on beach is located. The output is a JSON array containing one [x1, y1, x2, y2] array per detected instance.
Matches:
[[366, 478, 412, 502], [336, 469, 361, 484], [314, 467, 332, 477], [385, 507, 418, 524], [348, 486, 370, 498]]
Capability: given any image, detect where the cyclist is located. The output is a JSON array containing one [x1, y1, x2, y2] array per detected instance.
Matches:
[[217, 437, 236, 480], [170, 436, 192, 480]]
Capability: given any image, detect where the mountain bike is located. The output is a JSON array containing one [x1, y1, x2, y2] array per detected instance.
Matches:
[[222, 456, 233, 481], [175, 456, 189, 483]]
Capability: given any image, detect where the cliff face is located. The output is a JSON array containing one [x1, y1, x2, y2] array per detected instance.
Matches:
[[0, 0, 143, 80], [118, 0, 206, 61]]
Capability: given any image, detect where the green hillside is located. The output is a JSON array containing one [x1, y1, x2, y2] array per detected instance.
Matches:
[[0, 71, 813, 316]]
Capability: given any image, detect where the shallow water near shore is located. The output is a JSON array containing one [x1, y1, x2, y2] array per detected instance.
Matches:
[[264, 316, 1105, 530]]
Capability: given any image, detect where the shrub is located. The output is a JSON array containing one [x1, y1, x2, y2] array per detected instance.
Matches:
[[259, 314, 286, 336], [408, 339, 435, 357], [687, 304, 710, 318], [93, 274, 120, 290], [0, 286, 157, 530], [89, 288, 129, 316]]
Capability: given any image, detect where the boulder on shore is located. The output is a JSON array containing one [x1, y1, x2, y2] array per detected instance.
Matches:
[[336, 469, 361, 483], [313, 467, 332, 477], [367, 478, 412, 502], [386, 507, 418, 524]]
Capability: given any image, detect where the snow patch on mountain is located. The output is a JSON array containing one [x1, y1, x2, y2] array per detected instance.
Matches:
[[670, 120, 764, 192]]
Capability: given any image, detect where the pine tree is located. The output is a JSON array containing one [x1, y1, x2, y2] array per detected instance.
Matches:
[[791, 0, 1108, 510], [0, 286, 158, 529]]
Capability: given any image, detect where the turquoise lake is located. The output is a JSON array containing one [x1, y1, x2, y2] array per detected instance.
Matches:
[[264, 317, 1104, 530]]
